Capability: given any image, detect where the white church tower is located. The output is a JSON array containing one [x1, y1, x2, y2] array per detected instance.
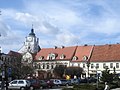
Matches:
[[18, 28, 40, 54]]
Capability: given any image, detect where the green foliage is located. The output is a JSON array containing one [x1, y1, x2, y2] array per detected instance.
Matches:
[[20, 66, 34, 78], [100, 67, 114, 83], [53, 65, 66, 78], [65, 67, 83, 78]]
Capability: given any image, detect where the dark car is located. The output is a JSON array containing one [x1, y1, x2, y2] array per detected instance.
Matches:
[[39, 80, 47, 88], [60, 79, 70, 86], [44, 79, 54, 88], [27, 79, 43, 90], [88, 77, 97, 83], [70, 79, 79, 85]]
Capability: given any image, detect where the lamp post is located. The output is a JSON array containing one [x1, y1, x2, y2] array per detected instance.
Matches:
[[95, 66, 99, 90], [2, 60, 8, 90]]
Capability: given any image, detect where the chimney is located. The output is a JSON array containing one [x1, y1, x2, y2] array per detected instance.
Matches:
[[54, 46, 57, 49], [61, 46, 65, 49]]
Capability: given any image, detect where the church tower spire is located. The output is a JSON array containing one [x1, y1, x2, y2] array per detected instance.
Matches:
[[29, 24, 35, 36], [18, 26, 40, 54]]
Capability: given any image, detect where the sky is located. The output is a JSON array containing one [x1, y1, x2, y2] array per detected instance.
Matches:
[[0, 0, 120, 53]]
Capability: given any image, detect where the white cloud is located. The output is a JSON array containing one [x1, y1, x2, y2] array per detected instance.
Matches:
[[56, 31, 80, 46], [1, 0, 120, 53]]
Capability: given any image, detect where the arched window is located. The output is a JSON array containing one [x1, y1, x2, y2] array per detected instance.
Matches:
[[72, 56, 78, 60], [39, 56, 44, 60], [60, 54, 65, 59], [47, 53, 57, 60], [83, 56, 88, 61]]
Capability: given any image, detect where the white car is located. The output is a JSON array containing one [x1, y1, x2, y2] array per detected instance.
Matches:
[[8, 79, 31, 90], [50, 79, 62, 86]]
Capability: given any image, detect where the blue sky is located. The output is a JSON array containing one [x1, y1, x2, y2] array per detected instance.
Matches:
[[0, 0, 120, 53]]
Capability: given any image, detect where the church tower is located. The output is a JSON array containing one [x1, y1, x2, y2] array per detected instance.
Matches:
[[18, 28, 40, 54]]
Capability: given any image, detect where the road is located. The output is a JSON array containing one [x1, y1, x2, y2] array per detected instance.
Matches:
[[42, 86, 73, 90], [111, 88, 120, 90]]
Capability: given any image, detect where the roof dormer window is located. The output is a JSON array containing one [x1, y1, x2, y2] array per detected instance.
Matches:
[[72, 56, 78, 60], [39, 56, 44, 60], [47, 53, 56, 60], [83, 55, 88, 61], [60, 54, 65, 59]]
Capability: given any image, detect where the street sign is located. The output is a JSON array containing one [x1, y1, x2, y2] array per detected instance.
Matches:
[[8, 68, 12, 76]]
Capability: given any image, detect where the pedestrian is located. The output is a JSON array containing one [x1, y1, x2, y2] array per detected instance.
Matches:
[[104, 82, 110, 90]]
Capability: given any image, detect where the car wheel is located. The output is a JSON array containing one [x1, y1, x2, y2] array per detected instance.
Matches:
[[66, 84, 69, 86], [30, 86, 34, 90], [20, 87, 25, 90], [39, 86, 43, 90]]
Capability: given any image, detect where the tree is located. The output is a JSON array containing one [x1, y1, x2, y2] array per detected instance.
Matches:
[[53, 65, 66, 78], [101, 67, 114, 83], [20, 65, 34, 78], [65, 67, 83, 78]]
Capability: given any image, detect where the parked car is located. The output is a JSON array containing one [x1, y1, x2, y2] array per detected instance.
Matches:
[[8, 79, 31, 90], [39, 80, 48, 88], [70, 79, 79, 85], [60, 79, 70, 86], [50, 79, 62, 86], [80, 78, 87, 83], [88, 77, 97, 83], [44, 79, 54, 88], [27, 79, 43, 90]]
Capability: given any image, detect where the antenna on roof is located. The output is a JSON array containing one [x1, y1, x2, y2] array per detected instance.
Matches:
[[32, 24, 33, 29]]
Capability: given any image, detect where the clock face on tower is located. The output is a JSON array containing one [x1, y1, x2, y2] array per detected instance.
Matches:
[[27, 37, 32, 41]]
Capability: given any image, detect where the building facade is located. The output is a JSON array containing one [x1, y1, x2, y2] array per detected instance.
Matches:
[[18, 28, 40, 65], [16, 28, 120, 79], [34, 44, 120, 78]]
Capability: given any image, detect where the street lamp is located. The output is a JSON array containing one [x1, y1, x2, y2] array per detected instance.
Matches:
[[95, 65, 99, 89]]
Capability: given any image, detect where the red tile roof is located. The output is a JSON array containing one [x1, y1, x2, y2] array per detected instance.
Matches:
[[71, 45, 93, 62], [8, 50, 22, 57], [90, 44, 120, 62], [35, 46, 77, 60]]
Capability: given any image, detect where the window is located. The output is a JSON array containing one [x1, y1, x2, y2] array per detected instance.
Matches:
[[47, 65, 49, 69], [60, 54, 65, 59], [83, 64, 85, 68], [51, 65, 54, 69], [78, 64, 80, 67], [116, 63, 119, 68], [91, 64, 94, 68], [11, 80, 17, 84], [103, 63, 106, 68], [47, 53, 56, 60], [39, 56, 44, 60], [38, 64, 41, 69], [72, 56, 78, 60], [83, 56, 88, 61], [110, 63, 113, 68], [18, 81, 24, 84], [43, 63, 45, 69], [72, 63, 74, 67], [96, 63, 99, 69]]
